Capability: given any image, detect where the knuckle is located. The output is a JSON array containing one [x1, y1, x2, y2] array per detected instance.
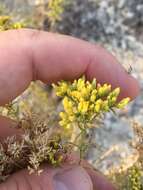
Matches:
[[26, 29, 42, 41]]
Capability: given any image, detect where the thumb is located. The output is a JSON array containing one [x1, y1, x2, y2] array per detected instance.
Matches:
[[54, 166, 93, 190], [0, 165, 93, 190]]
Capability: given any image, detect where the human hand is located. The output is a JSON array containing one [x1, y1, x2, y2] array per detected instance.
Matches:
[[0, 29, 139, 190]]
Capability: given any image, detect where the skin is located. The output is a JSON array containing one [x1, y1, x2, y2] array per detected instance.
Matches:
[[0, 29, 140, 190]]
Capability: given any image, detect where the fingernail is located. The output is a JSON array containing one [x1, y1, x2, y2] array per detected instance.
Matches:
[[54, 180, 69, 190], [53, 166, 93, 190]]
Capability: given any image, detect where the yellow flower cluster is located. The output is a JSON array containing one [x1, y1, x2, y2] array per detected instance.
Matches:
[[0, 16, 25, 31], [47, 0, 66, 26], [53, 77, 130, 129]]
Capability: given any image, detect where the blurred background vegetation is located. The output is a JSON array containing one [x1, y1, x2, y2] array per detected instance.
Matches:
[[0, 0, 143, 189]]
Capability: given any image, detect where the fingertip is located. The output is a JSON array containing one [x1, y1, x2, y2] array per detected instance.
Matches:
[[121, 74, 140, 100], [86, 45, 140, 100], [81, 160, 117, 190], [83, 165, 117, 190], [54, 166, 93, 190], [0, 116, 21, 139], [126, 76, 140, 100]]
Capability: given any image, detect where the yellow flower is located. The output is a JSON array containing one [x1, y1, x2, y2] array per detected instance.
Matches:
[[69, 115, 75, 122], [77, 78, 85, 91], [91, 89, 97, 96], [89, 104, 94, 111], [63, 97, 73, 114], [59, 112, 66, 119], [117, 97, 130, 109], [107, 87, 120, 106], [12, 22, 24, 29], [80, 87, 90, 99], [90, 94, 96, 102], [94, 99, 103, 113], [53, 82, 68, 96], [86, 81, 92, 91], [78, 101, 89, 114], [102, 100, 109, 111], [98, 84, 111, 97], [70, 91, 81, 100], [111, 87, 120, 97]]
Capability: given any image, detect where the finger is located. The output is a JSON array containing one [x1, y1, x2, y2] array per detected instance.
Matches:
[[0, 29, 139, 105], [0, 116, 21, 139], [82, 161, 117, 190], [0, 165, 93, 190], [86, 168, 117, 190]]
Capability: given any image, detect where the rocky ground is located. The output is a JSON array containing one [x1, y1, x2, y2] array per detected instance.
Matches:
[[57, 0, 143, 56], [1, 0, 143, 173]]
